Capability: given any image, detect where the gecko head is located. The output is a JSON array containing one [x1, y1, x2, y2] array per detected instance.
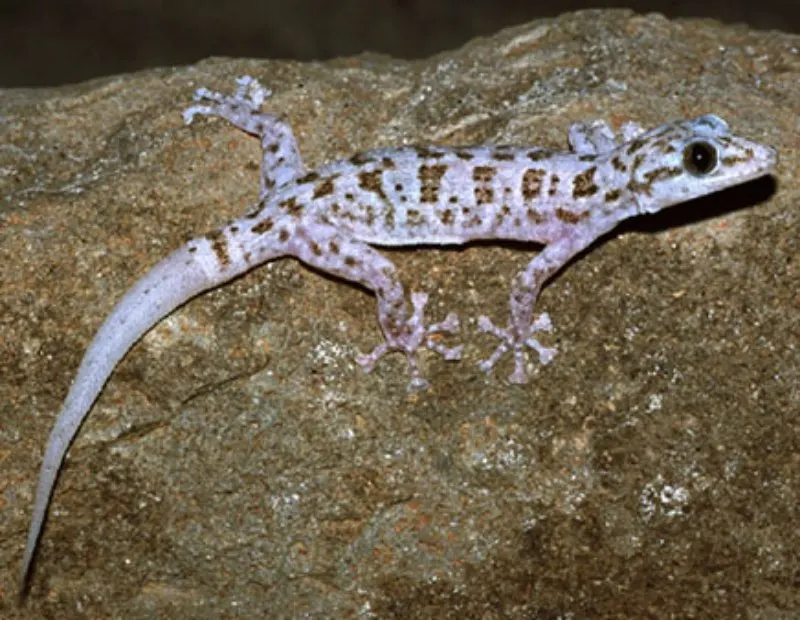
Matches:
[[626, 114, 777, 215]]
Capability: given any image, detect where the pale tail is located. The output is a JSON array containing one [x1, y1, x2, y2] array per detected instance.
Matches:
[[20, 243, 225, 592]]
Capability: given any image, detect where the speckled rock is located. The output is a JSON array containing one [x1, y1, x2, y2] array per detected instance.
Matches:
[[1, 9, 798, 619]]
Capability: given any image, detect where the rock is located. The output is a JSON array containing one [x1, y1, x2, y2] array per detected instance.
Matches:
[[1, 9, 797, 618]]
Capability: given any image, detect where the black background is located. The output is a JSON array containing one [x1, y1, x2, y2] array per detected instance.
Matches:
[[1, 0, 797, 87]]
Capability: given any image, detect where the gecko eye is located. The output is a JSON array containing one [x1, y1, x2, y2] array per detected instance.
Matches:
[[683, 141, 718, 176]]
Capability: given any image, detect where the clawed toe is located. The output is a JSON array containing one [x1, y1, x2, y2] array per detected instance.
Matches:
[[477, 312, 556, 383], [183, 75, 272, 125], [233, 75, 271, 105], [357, 293, 462, 390]]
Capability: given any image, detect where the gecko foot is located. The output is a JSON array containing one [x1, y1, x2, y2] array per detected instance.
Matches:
[[356, 292, 462, 392], [183, 75, 271, 126], [477, 312, 556, 384]]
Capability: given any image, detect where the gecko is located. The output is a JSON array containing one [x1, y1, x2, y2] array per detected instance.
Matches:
[[19, 75, 777, 593]]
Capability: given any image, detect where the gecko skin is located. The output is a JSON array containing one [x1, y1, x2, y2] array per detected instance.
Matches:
[[20, 75, 776, 592]]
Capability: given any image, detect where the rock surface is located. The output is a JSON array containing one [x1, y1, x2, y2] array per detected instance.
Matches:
[[1, 9, 798, 618]]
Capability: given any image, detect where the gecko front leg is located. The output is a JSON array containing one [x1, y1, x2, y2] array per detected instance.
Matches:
[[477, 225, 612, 384], [568, 119, 617, 154], [568, 119, 646, 153]]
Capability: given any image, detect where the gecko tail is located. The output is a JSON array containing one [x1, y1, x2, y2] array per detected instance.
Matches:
[[19, 241, 234, 595]]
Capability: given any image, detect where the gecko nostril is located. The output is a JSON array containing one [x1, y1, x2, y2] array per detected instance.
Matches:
[[683, 141, 718, 175]]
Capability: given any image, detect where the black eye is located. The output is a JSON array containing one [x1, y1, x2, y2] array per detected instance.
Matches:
[[683, 141, 718, 175]]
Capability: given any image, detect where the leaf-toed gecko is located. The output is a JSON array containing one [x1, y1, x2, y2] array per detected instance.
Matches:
[[19, 75, 777, 592]]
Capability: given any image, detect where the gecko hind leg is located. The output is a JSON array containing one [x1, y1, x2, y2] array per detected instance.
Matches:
[[183, 75, 306, 196], [357, 291, 462, 392], [287, 224, 462, 391]]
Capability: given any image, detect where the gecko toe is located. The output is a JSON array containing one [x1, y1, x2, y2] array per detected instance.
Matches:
[[477, 312, 555, 379]]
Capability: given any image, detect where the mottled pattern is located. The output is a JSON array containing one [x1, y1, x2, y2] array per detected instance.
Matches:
[[20, 75, 778, 596]]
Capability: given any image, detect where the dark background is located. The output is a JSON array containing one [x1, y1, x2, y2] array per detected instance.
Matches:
[[0, 0, 797, 87]]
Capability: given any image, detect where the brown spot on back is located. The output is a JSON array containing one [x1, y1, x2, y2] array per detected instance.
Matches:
[[245, 202, 267, 219], [492, 150, 515, 161], [456, 150, 474, 161], [358, 170, 387, 200], [555, 208, 589, 224], [548, 173, 560, 197], [296, 171, 320, 184], [473, 165, 496, 184], [350, 152, 375, 166], [473, 165, 497, 206], [414, 146, 444, 159], [381, 156, 397, 169], [439, 209, 455, 225], [494, 204, 512, 227], [312, 178, 335, 199], [526, 208, 546, 224], [406, 208, 426, 227], [572, 166, 599, 198], [280, 197, 304, 217], [521, 168, 546, 200], [363, 204, 376, 226], [578, 153, 597, 162], [384, 206, 396, 231], [474, 187, 493, 205], [419, 164, 448, 203], [251, 217, 275, 235], [527, 149, 552, 161], [611, 155, 627, 172], [604, 188, 622, 202], [278, 229, 290, 243], [206, 230, 230, 267], [329, 240, 340, 254]]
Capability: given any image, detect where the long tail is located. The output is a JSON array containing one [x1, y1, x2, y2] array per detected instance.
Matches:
[[19, 240, 242, 593]]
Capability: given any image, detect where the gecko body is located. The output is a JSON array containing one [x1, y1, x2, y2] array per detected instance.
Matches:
[[20, 76, 777, 592]]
